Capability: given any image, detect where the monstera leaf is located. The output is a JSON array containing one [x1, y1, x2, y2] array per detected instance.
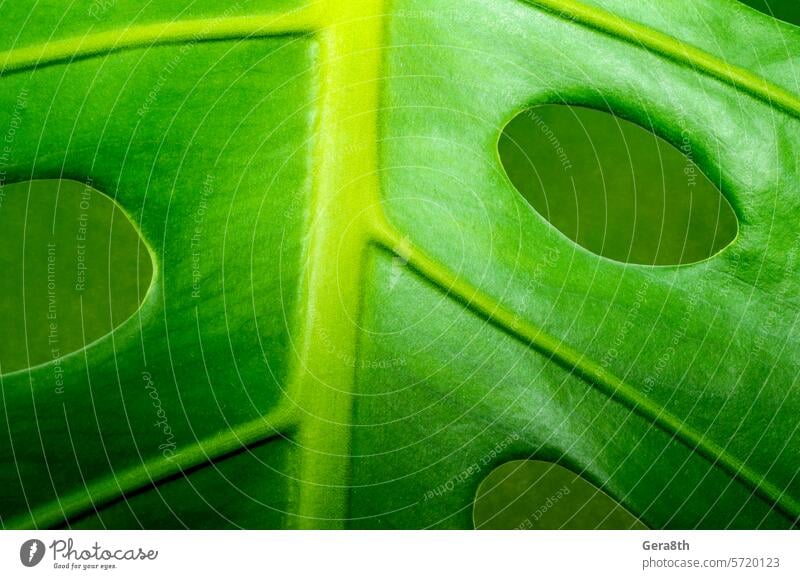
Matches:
[[1, 0, 798, 530]]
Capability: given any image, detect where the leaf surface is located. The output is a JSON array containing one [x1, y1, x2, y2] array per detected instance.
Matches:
[[0, 0, 798, 529]]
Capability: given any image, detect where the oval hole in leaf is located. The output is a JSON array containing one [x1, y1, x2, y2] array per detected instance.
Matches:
[[499, 105, 738, 265], [473, 460, 646, 529], [0, 179, 153, 373], [739, 0, 800, 26]]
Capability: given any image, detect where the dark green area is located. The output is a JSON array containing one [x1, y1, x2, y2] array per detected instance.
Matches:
[[499, 105, 738, 265], [69, 438, 295, 529], [474, 460, 645, 529], [0, 179, 152, 373], [740, 0, 800, 26]]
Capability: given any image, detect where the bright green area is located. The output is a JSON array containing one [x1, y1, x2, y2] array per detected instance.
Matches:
[[474, 460, 645, 529], [740, 0, 800, 26], [499, 105, 738, 265], [0, 179, 152, 373], [0, 0, 798, 530]]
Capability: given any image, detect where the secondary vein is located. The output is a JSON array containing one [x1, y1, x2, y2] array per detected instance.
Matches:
[[371, 219, 800, 522], [7, 405, 297, 529], [0, 10, 321, 75], [525, 0, 800, 118]]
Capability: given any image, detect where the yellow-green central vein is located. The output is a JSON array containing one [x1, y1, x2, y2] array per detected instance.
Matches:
[[285, 0, 386, 529]]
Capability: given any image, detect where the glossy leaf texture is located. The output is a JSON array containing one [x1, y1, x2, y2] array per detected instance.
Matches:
[[0, 0, 798, 529]]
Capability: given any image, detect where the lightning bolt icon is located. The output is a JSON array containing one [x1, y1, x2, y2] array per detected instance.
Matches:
[[28, 542, 38, 563]]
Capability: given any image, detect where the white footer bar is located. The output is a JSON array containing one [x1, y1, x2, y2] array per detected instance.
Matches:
[[1, 530, 797, 578]]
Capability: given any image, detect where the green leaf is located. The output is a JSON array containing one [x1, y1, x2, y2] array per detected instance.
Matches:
[[1, 0, 798, 529]]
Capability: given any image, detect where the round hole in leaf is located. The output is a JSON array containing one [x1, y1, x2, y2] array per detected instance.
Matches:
[[0, 179, 153, 373], [473, 460, 646, 529], [499, 105, 738, 265]]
